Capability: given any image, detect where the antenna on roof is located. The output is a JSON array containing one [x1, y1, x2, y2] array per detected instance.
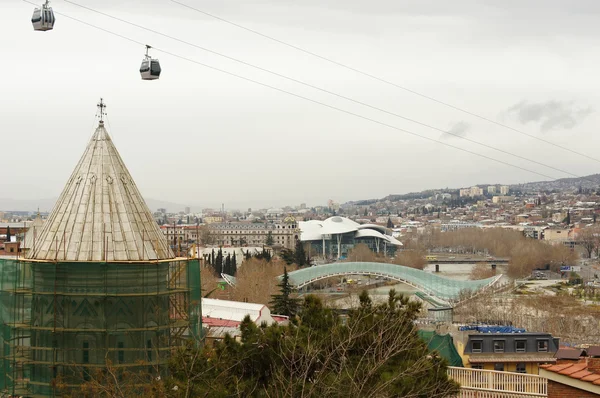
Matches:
[[97, 98, 107, 124]]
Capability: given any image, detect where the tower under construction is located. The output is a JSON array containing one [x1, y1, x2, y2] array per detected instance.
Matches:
[[0, 100, 201, 396]]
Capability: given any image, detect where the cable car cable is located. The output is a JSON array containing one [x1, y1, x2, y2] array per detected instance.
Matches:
[[61, 0, 590, 180], [169, 0, 600, 165], [17, 0, 571, 181]]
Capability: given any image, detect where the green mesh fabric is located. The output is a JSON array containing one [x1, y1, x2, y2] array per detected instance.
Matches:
[[418, 330, 464, 367], [0, 258, 200, 397]]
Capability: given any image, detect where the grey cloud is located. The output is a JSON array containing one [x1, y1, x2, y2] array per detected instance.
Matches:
[[443, 121, 471, 139], [507, 100, 593, 132]]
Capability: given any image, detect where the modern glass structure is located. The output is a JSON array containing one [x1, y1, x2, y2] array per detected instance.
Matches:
[[300, 217, 403, 259]]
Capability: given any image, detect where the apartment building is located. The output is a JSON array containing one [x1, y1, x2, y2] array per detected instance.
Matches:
[[460, 330, 559, 374]]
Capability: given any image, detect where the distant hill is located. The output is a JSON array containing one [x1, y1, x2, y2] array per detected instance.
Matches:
[[509, 174, 600, 193], [357, 173, 600, 205]]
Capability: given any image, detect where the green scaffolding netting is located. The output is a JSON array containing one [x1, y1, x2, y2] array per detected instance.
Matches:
[[0, 258, 201, 397]]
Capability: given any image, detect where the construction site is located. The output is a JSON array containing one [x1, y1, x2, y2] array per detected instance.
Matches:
[[0, 101, 201, 397]]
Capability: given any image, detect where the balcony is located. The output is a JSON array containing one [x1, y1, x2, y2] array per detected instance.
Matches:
[[447, 367, 547, 397]]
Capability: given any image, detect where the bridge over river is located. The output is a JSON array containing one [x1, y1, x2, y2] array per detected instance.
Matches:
[[282, 262, 502, 305]]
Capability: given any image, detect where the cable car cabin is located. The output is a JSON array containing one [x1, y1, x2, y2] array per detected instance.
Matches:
[[140, 59, 161, 80], [31, 4, 55, 31]]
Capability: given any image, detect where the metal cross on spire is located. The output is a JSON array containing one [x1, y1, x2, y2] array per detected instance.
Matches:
[[97, 98, 107, 123]]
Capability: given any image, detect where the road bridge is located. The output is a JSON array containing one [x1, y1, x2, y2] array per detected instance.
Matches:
[[426, 257, 510, 264]]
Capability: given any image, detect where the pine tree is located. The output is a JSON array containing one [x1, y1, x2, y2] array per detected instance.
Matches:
[[266, 231, 274, 246], [294, 240, 307, 266], [231, 252, 238, 275], [270, 267, 299, 317], [280, 248, 295, 265], [215, 249, 224, 274], [564, 210, 571, 225], [225, 254, 232, 275], [5, 227, 11, 242], [386, 217, 393, 228]]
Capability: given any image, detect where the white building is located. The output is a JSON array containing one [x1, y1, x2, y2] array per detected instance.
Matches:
[[299, 216, 402, 259], [500, 185, 510, 195], [470, 186, 484, 197], [202, 298, 287, 339]]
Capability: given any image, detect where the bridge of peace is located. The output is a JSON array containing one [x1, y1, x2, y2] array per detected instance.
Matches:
[[283, 261, 502, 305], [220, 261, 503, 307]]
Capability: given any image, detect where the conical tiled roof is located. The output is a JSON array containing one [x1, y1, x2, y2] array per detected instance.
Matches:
[[22, 212, 44, 250], [27, 121, 174, 262]]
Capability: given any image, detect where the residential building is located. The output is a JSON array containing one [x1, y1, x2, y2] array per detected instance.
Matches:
[[459, 329, 558, 374], [500, 185, 510, 195], [470, 186, 484, 197], [209, 217, 299, 249], [492, 195, 513, 204], [544, 228, 574, 246], [459, 188, 471, 197], [440, 222, 481, 232], [459, 187, 483, 198], [487, 185, 497, 194]]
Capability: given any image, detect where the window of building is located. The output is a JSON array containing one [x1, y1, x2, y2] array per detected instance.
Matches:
[[537, 340, 548, 352], [118, 342, 124, 363], [471, 341, 482, 353], [147, 339, 152, 362], [493, 340, 505, 353], [515, 340, 526, 353], [83, 341, 89, 364], [494, 363, 504, 372], [516, 363, 526, 373], [471, 364, 483, 370]]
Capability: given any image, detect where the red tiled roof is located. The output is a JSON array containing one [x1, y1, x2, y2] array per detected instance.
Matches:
[[558, 362, 587, 375], [541, 359, 600, 386]]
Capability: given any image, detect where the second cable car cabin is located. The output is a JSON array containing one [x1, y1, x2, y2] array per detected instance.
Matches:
[[140, 45, 161, 81], [32, 1, 55, 31]]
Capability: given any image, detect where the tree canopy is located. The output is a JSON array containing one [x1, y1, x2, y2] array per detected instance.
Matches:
[[165, 291, 459, 397]]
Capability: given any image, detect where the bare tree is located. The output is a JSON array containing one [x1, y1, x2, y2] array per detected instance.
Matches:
[[469, 264, 496, 280], [198, 226, 216, 246], [577, 226, 600, 258], [229, 258, 291, 304]]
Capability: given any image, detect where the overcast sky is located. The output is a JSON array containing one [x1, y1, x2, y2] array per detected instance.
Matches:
[[2, 0, 600, 211]]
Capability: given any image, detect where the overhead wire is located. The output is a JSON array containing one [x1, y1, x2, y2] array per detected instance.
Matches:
[[169, 0, 600, 165], [19, 0, 564, 181], [61, 0, 587, 180]]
